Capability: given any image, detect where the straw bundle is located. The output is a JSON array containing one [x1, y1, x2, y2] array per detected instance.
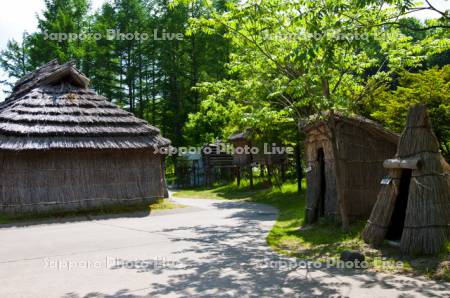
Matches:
[[363, 104, 450, 255], [362, 169, 402, 245]]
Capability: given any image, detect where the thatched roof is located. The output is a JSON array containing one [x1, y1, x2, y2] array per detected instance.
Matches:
[[228, 131, 247, 141], [228, 129, 254, 142], [0, 60, 170, 151], [362, 104, 450, 255], [303, 112, 399, 144]]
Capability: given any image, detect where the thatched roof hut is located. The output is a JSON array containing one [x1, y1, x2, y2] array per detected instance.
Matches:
[[229, 130, 253, 166], [201, 141, 234, 186], [0, 60, 170, 214], [228, 130, 289, 187], [228, 130, 288, 167], [303, 113, 399, 224], [362, 104, 450, 255]]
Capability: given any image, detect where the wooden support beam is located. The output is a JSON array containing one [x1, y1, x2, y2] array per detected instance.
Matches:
[[236, 166, 241, 187], [383, 158, 422, 170]]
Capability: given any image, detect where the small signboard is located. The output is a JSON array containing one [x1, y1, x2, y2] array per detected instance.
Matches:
[[305, 166, 312, 173], [380, 177, 392, 185]]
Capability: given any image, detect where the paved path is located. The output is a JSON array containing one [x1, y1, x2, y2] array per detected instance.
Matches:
[[0, 197, 449, 298]]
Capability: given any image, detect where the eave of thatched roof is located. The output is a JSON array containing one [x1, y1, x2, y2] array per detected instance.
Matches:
[[229, 132, 247, 141], [228, 129, 253, 142], [302, 112, 399, 144], [0, 61, 170, 151]]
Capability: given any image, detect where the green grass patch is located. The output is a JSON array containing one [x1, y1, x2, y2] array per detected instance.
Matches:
[[0, 198, 185, 225], [174, 180, 450, 281], [173, 179, 277, 200]]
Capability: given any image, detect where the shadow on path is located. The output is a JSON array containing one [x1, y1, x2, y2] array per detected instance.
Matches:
[[62, 200, 450, 298]]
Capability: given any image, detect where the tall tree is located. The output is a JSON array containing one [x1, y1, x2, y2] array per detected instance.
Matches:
[[185, 0, 449, 228], [0, 33, 33, 91], [27, 0, 90, 66]]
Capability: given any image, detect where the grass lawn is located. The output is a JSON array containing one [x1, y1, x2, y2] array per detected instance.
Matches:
[[174, 180, 450, 281], [0, 198, 186, 226]]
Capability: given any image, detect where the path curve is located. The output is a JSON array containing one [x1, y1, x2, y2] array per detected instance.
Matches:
[[0, 196, 449, 297]]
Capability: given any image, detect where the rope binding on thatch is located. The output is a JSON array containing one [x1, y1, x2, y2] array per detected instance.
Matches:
[[362, 104, 450, 255]]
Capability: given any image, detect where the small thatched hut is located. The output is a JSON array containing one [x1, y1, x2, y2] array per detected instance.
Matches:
[[304, 114, 399, 224], [0, 60, 170, 214], [229, 131, 253, 167], [173, 152, 204, 188], [228, 130, 289, 186], [362, 104, 450, 255], [201, 141, 234, 186], [228, 130, 288, 167]]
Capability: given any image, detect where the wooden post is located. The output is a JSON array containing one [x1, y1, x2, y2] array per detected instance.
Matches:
[[205, 165, 210, 187], [383, 158, 421, 169], [249, 165, 254, 187], [267, 165, 272, 184], [295, 140, 303, 194], [236, 166, 241, 187], [281, 163, 286, 182], [328, 110, 350, 231]]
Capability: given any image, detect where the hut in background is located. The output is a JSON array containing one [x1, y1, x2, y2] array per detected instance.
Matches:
[[303, 114, 399, 224], [0, 60, 170, 214], [173, 152, 204, 188], [362, 104, 450, 255], [228, 130, 289, 186], [202, 141, 234, 186], [229, 131, 255, 187]]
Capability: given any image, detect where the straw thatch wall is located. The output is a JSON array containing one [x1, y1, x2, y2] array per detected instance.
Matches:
[[362, 104, 450, 255], [0, 60, 170, 215], [304, 114, 399, 223], [0, 150, 166, 214], [362, 168, 403, 245]]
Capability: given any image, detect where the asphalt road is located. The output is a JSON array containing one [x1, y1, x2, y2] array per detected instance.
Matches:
[[0, 197, 449, 298]]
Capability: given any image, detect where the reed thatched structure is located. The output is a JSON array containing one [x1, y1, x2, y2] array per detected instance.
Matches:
[[303, 114, 399, 224], [228, 130, 288, 167], [228, 130, 289, 186], [362, 104, 450, 255], [0, 60, 170, 214], [202, 141, 234, 186]]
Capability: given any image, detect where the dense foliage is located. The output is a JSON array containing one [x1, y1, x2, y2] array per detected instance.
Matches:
[[362, 66, 450, 159], [0, 0, 449, 155], [0, 0, 231, 148]]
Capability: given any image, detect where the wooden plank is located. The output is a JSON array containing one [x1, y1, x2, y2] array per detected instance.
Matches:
[[383, 158, 421, 169]]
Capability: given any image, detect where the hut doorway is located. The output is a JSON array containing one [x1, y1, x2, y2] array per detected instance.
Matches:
[[317, 148, 326, 218], [386, 169, 412, 241]]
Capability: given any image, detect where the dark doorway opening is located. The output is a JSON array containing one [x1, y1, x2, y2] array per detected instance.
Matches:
[[386, 169, 412, 241], [317, 148, 326, 218]]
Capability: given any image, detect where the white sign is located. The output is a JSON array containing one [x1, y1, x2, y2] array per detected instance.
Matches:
[[380, 178, 392, 185]]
